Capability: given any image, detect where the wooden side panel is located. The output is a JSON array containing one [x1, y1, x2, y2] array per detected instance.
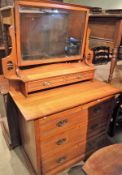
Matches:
[[19, 115, 37, 174]]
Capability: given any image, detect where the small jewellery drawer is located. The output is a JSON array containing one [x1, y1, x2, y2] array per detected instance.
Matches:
[[27, 75, 65, 92], [42, 142, 86, 174], [40, 106, 87, 138], [41, 124, 87, 157], [27, 71, 94, 93], [64, 71, 94, 83]]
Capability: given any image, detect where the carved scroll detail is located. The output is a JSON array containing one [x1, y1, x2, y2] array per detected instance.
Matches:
[[84, 28, 93, 65], [2, 26, 18, 78]]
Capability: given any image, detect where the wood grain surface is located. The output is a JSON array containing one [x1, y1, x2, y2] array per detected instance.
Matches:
[[83, 144, 122, 175], [6, 63, 95, 82], [9, 80, 120, 120]]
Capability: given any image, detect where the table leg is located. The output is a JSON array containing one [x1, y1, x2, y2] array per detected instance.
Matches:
[[108, 47, 118, 83]]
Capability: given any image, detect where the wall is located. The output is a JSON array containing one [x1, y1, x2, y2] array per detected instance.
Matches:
[[64, 0, 122, 9]]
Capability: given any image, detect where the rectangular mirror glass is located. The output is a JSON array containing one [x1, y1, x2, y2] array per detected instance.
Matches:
[[19, 6, 86, 61]]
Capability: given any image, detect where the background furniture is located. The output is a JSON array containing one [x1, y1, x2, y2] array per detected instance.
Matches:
[[0, 7, 5, 74], [0, 0, 13, 7], [0, 76, 20, 149], [109, 94, 122, 137], [92, 46, 110, 65], [89, 11, 122, 82], [83, 144, 122, 175]]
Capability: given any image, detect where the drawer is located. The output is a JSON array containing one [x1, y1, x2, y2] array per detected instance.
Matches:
[[41, 118, 107, 158], [87, 116, 108, 138], [82, 97, 115, 121], [64, 71, 94, 83], [41, 124, 87, 157], [27, 71, 94, 93], [40, 106, 87, 138], [85, 133, 106, 157], [42, 142, 86, 174], [27, 75, 65, 92], [91, 98, 114, 115]]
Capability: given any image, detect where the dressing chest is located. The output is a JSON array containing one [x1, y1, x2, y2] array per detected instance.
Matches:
[[1, 1, 120, 175]]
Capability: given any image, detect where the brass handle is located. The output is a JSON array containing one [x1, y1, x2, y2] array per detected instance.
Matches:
[[56, 119, 68, 127], [56, 156, 66, 164], [56, 138, 67, 145]]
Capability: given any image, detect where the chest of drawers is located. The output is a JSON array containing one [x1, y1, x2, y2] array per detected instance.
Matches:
[[0, 2, 120, 175], [19, 97, 114, 175], [9, 80, 119, 175]]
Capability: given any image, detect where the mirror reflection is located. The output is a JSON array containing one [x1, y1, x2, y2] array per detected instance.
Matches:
[[20, 7, 86, 60]]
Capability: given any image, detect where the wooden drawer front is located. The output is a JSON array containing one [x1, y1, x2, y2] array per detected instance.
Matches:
[[42, 142, 86, 174], [27, 75, 65, 92], [64, 71, 94, 83], [83, 98, 114, 121], [97, 98, 114, 114], [41, 124, 87, 157], [86, 133, 106, 156], [27, 71, 94, 93], [87, 116, 107, 138], [40, 107, 87, 138], [41, 117, 107, 157]]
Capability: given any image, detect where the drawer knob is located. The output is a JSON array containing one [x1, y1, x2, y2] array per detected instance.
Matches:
[[43, 82, 50, 86], [93, 106, 101, 113], [56, 156, 66, 164], [56, 138, 67, 145], [77, 75, 82, 79], [56, 119, 68, 127]]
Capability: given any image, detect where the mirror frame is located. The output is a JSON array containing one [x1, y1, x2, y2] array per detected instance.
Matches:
[[15, 0, 89, 66]]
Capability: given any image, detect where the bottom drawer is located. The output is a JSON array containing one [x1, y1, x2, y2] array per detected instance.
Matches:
[[42, 142, 86, 174], [85, 134, 109, 158]]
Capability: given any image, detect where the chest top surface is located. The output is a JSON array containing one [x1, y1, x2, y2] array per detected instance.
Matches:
[[9, 80, 120, 121]]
